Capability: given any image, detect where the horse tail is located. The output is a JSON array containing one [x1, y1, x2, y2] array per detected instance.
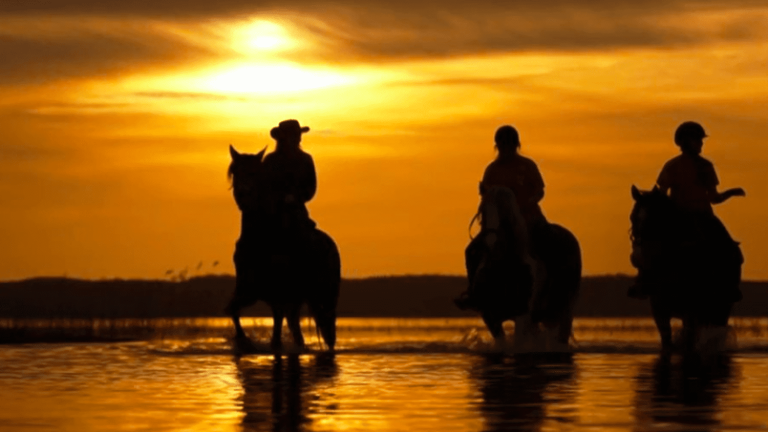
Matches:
[[306, 229, 341, 350]]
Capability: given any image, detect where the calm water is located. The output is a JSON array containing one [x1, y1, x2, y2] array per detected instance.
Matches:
[[2, 318, 768, 431]]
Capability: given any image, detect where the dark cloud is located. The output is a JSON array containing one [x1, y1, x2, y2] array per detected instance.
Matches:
[[0, 28, 221, 85], [292, 1, 768, 62], [1, 0, 765, 19], [0, 0, 766, 85]]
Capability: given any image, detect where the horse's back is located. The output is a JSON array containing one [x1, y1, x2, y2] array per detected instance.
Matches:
[[547, 224, 581, 266]]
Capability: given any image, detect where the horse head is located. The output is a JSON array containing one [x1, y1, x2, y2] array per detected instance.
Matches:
[[630, 185, 677, 270], [228, 145, 268, 213], [630, 185, 676, 245]]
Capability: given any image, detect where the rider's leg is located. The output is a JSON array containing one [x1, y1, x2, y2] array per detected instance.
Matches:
[[455, 235, 485, 310]]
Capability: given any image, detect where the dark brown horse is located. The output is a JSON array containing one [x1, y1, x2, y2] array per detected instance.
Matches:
[[226, 145, 341, 351], [630, 185, 741, 353], [465, 186, 581, 349]]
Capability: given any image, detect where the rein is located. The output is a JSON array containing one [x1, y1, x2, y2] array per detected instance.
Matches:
[[468, 211, 481, 240]]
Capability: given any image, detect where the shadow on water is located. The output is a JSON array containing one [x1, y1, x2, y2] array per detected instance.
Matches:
[[471, 353, 577, 432], [633, 354, 736, 431], [235, 352, 338, 432]]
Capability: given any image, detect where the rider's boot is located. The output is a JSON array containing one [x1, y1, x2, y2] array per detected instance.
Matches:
[[454, 290, 478, 310]]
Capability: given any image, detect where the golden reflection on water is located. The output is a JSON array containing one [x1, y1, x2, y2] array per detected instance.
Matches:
[[2, 319, 768, 431]]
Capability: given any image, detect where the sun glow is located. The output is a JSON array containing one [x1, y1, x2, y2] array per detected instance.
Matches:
[[203, 63, 355, 94], [236, 20, 292, 52]]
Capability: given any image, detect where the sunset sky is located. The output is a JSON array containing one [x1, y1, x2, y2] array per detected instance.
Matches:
[[1, 0, 767, 281]]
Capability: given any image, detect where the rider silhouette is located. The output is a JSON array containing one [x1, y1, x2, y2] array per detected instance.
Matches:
[[629, 121, 745, 300], [455, 125, 548, 310], [264, 119, 318, 241]]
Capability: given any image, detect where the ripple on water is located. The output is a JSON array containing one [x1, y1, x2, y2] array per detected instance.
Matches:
[[1, 319, 768, 431]]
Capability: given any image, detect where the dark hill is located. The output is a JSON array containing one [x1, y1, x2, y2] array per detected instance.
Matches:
[[0, 274, 766, 318]]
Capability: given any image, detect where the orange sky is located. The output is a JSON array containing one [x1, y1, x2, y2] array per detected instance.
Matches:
[[1, 1, 768, 280]]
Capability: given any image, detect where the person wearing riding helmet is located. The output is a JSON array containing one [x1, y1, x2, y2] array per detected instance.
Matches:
[[455, 125, 548, 310], [263, 119, 317, 236], [480, 125, 547, 232], [628, 121, 745, 300]]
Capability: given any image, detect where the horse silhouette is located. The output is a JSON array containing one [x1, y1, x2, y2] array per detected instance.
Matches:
[[465, 185, 581, 348], [630, 185, 741, 352], [226, 145, 341, 351]]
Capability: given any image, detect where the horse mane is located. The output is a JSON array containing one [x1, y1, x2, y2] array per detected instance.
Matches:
[[227, 160, 236, 185]]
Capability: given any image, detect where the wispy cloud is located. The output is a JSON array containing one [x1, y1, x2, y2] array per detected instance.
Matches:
[[1, 1, 767, 85]]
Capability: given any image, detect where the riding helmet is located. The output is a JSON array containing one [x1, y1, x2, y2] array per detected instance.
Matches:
[[674, 121, 707, 146]]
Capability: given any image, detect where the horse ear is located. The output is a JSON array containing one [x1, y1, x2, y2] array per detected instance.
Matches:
[[256, 146, 267, 161], [229, 144, 240, 159], [631, 185, 642, 201]]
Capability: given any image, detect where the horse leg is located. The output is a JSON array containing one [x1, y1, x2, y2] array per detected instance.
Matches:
[[226, 290, 252, 340], [652, 306, 673, 353], [271, 308, 285, 352], [287, 306, 305, 350], [231, 311, 246, 339], [483, 314, 505, 348], [229, 249, 258, 340], [557, 314, 573, 346]]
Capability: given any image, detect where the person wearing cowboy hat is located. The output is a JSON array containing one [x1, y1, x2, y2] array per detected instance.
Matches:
[[263, 119, 317, 235]]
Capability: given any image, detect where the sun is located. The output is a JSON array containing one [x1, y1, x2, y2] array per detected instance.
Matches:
[[236, 20, 292, 52]]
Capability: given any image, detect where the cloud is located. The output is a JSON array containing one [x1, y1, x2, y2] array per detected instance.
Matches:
[[131, 91, 252, 101], [0, 18, 224, 85], [0, 0, 766, 88], [292, 2, 768, 63]]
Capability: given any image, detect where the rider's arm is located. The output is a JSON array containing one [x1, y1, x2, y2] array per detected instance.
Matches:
[[702, 162, 745, 204], [297, 154, 317, 203], [528, 162, 545, 204], [656, 162, 672, 195], [709, 187, 746, 204]]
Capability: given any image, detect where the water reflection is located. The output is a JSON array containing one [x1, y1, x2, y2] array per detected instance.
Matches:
[[471, 353, 577, 431], [633, 354, 736, 431], [235, 353, 338, 432]]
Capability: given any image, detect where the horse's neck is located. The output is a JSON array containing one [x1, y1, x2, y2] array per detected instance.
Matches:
[[239, 211, 264, 240], [483, 189, 529, 244]]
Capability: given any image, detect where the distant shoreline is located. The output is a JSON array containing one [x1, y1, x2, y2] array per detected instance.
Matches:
[[1, 274, 767, 319]]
